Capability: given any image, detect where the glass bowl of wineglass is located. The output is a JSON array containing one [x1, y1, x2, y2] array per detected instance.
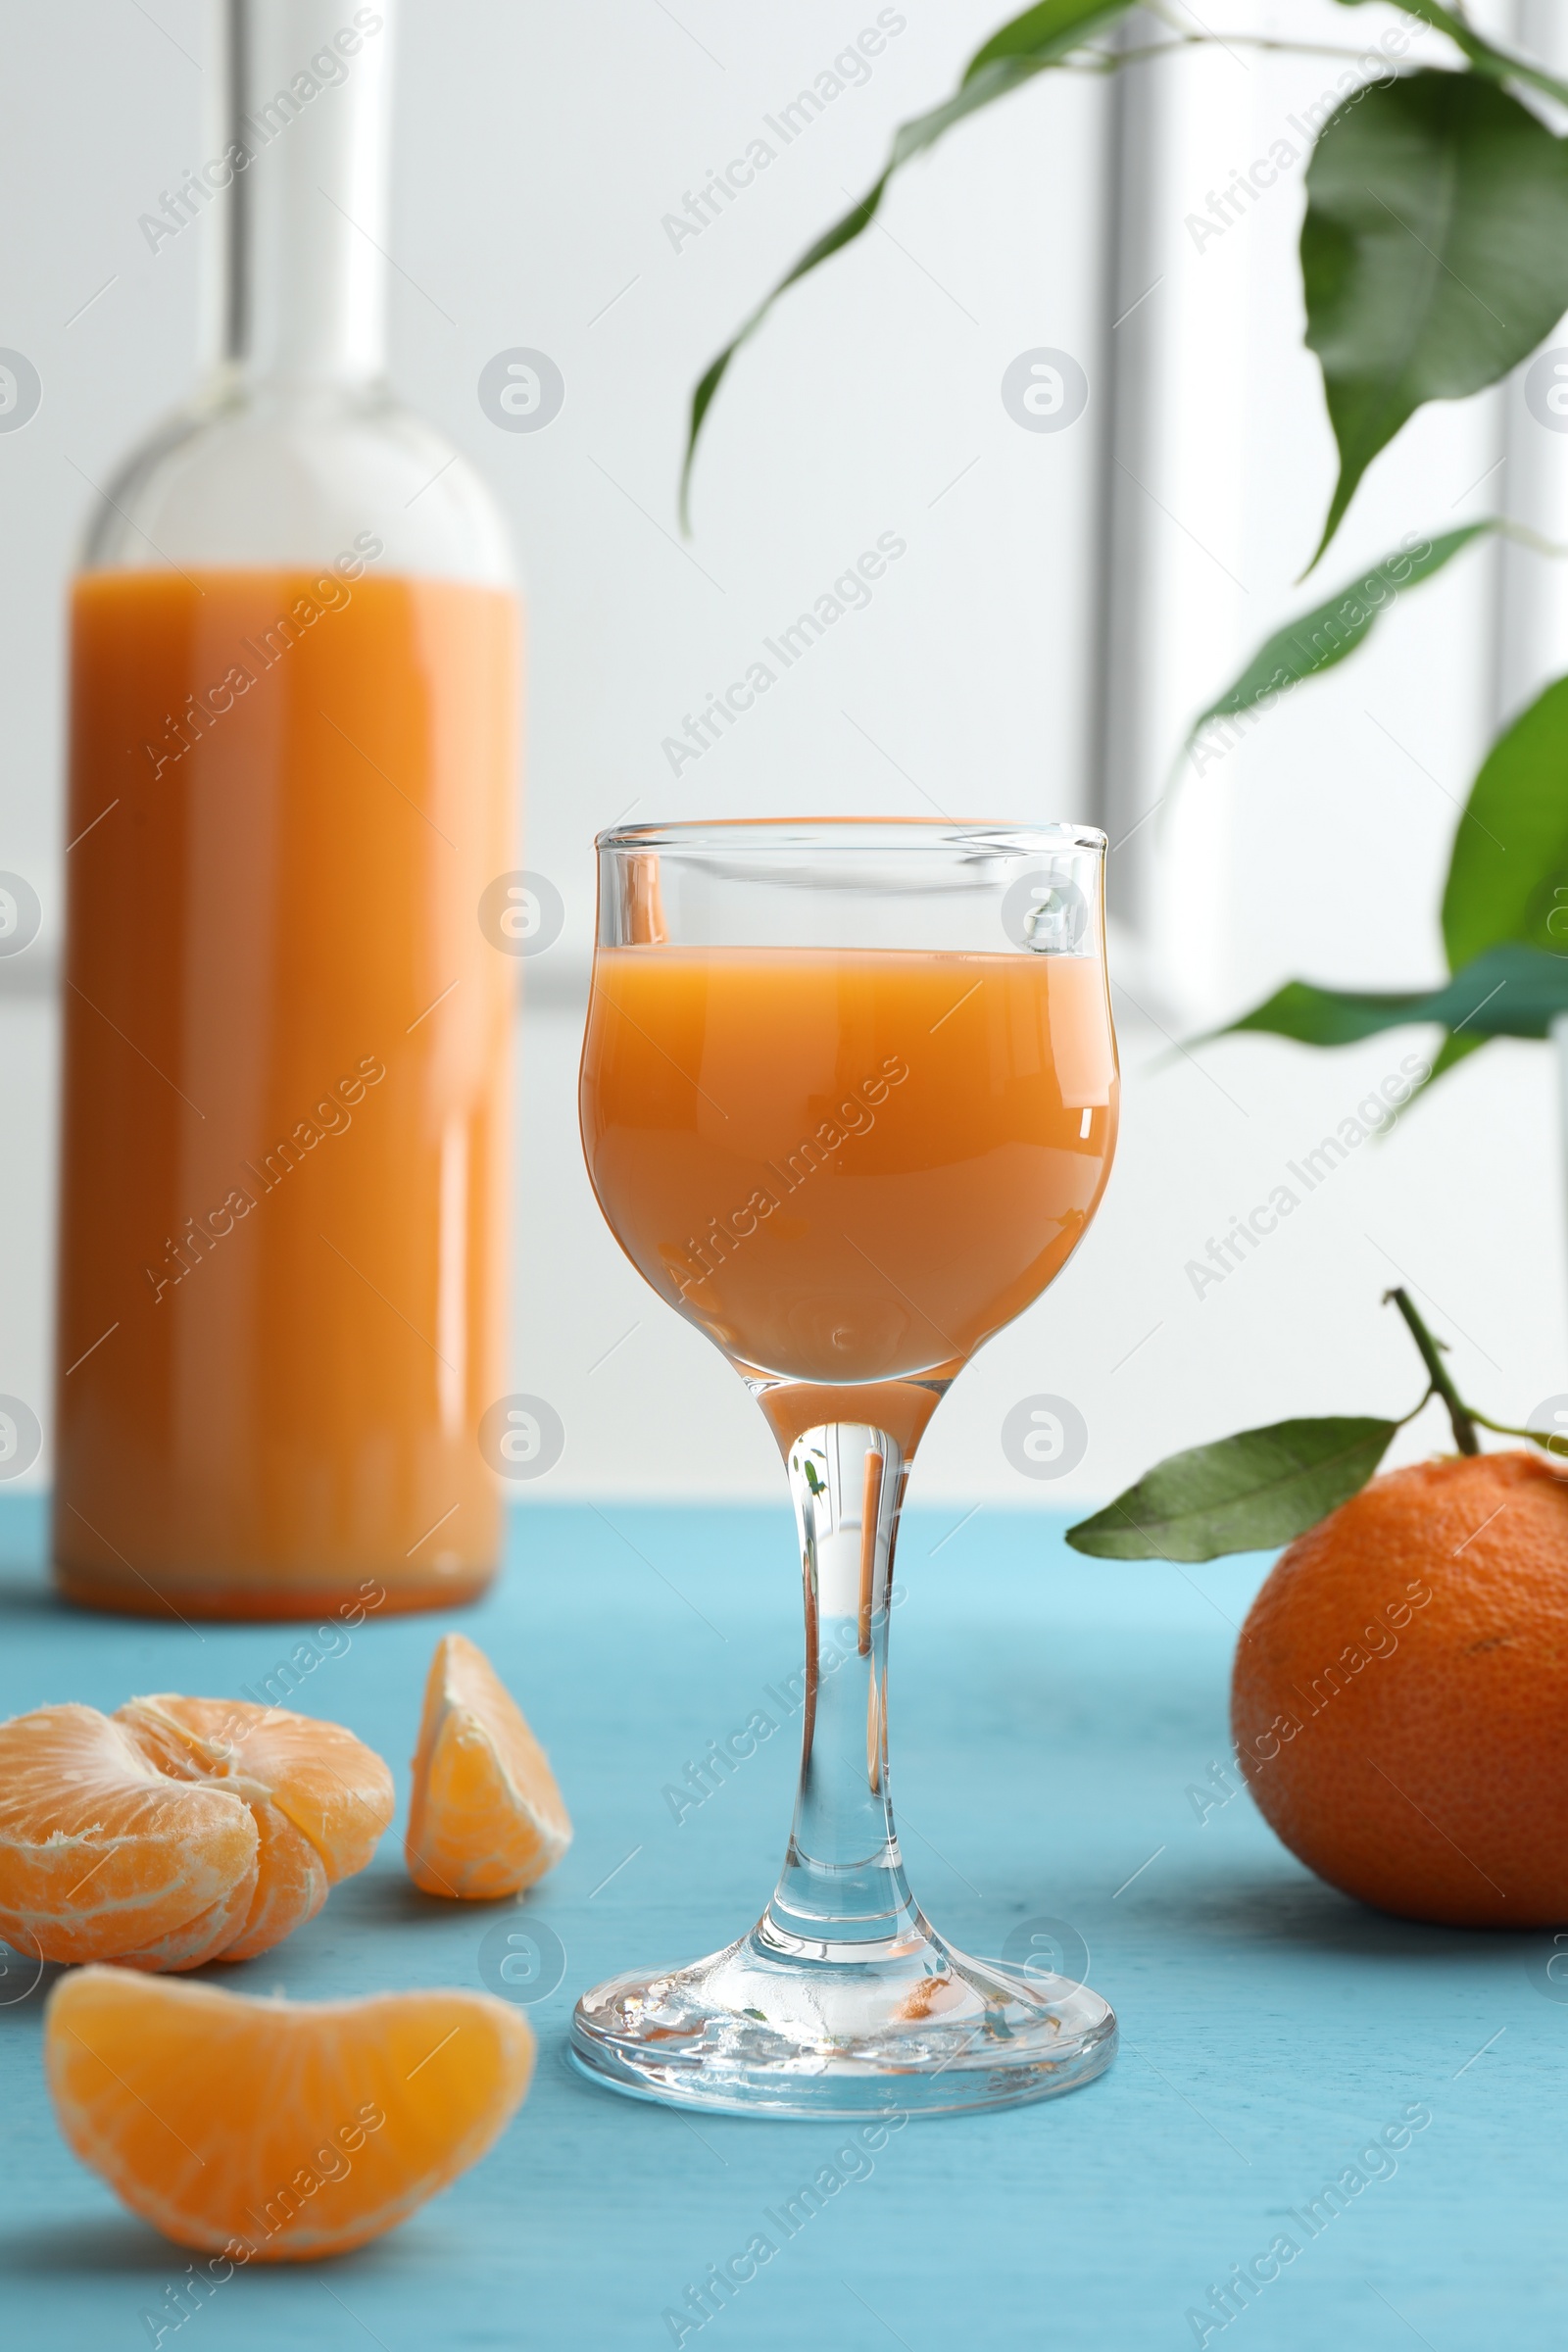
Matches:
[[572, 818, 1118, 2118]]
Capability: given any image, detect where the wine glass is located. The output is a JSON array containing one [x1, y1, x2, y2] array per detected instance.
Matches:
[[572, 819, 1118, 2116]]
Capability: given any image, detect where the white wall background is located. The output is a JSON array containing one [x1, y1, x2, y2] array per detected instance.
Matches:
[[0, 0, 1564, 1507]]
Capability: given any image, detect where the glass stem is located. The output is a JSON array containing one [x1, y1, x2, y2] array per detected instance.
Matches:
[[764, 1422, 923, 1960]]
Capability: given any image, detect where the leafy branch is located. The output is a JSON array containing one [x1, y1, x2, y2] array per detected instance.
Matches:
[[680, 0, 1130, 528], [675, 0, 1568, 1102], [1181, 522, 1493, 750], [1200, 672, 1568, 1087], [1066, 1287, 1559, 1561], [1333, 0, 1568, 114], [680, 0, 1568, 563], [1299, 70, 1568, 565], [1179, 515, 1568, 757]]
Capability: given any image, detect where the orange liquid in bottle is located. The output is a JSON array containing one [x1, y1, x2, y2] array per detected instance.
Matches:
[[580, 946, 1117, 1440], [54, 567, 518, 1617]]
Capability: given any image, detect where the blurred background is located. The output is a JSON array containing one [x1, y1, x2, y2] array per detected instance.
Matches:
[[2, 0, 1564, 1507]]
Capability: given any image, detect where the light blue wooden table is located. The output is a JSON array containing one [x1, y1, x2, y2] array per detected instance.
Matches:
[[0, 1496, 1558, 2349]]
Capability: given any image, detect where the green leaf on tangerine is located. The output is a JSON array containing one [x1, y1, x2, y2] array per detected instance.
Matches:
[[1065, 1416, 1399, 1562]]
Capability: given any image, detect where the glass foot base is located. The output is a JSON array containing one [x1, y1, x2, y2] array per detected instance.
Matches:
[[570, 1918, 1116, 2119]]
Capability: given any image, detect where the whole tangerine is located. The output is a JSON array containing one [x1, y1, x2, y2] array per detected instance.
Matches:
[[1231, 1449, 1568, 1928]]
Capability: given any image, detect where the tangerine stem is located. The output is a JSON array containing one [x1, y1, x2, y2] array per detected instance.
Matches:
[[1383, 1288, 1479, 1455], [1471, 1408, 1564, 1456]]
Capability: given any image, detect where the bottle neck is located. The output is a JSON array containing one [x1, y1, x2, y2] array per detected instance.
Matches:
[[203, 0, 395, 390]]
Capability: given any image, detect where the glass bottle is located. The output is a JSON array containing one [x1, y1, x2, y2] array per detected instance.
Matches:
[[53, 0, 519, 1617]]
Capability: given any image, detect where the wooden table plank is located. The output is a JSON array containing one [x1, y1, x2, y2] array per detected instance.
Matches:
[[0, 1498, 1558, 2350]]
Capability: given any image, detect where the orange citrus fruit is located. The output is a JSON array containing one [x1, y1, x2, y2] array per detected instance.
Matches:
[[0, 1704, 260, 1971], [1232, 1449, 1568, 1926], [119, 1696, 394, 1960], [0, 1696, 392, 1969], [47, 1966, 534, 2259], [406, 1634, 571, 1898]]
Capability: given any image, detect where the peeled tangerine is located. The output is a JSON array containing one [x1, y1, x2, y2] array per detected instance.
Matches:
[[47, 1967, 534, 2259], [0, 1696, 393, 1969], [406, 1635, 571, 1898]]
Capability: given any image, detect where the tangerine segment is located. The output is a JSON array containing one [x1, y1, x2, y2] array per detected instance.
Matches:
[[112, 1875, 266, 1976], [406, 1635, 572, 1898], [0, 1705, 259, 1969], [117, 1697, 394, 1961], [46, 1968, 534, 2260], [219, 1805, 330, 1966]]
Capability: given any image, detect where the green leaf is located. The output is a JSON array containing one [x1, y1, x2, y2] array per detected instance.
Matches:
[[1066, 1416, 1399, 1562], [1442, 673, 1568, 968], [1221, 978, 1433, 1050], [1302, 71, 1568, 566], [679, 0, 1136, 526], [964, 0, 1125, 75], [1216, 941, 1568, 1051], [1332, 0, 1568, 115], [1188, 522, 1491, 743], [1409, 1027, 1487, 1099]]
